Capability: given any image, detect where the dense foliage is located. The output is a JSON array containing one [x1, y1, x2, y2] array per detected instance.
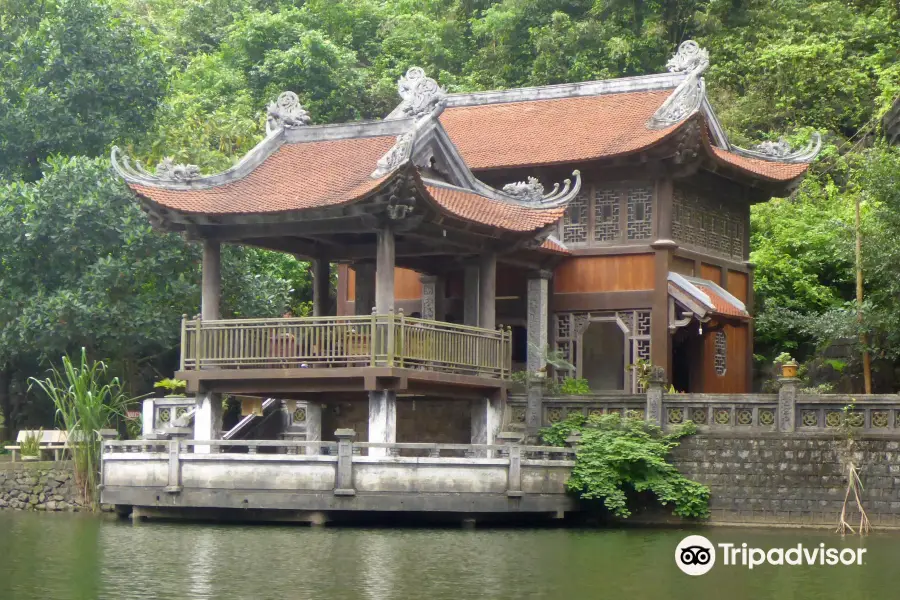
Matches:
[[0, 0, 898, 427], [542, 413, 710, 518]]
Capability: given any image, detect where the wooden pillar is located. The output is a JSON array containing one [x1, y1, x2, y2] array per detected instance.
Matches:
[[478, 252, 497, 330], [651, 177, 676, 382], [312, 258, 330, 317], [354, 264, 375, 316], [201, 240, 221, 320], [375, 227, 395, 313], [463, 262, 479, 326], [526, 270, 551, 373], [420, 274, 445, 321]]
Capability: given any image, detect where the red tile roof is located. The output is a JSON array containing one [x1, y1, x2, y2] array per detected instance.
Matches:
[[540, 237, 569, 254], [131, 136, 397, 215], [439, 90, 680, 170], [694, 282, 749, 319], [423, 184, 566, 232], [710, 146, 809, 182]]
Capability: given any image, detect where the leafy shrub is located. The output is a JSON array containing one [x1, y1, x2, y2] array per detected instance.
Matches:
[[20, 428, 43, 457], [541, 413, 710, 519], [559, 377, 591, 395], [154, 378, 187, 397]]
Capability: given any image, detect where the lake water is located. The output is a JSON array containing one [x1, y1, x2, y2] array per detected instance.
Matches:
[[0, 511, 895, 599]]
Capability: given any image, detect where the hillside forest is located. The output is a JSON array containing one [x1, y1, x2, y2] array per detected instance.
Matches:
[[0, 0, 898, 428]]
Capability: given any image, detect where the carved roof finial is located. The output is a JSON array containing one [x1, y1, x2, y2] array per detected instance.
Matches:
[[155, 157, 201, 182], [397, 67, 446, 119], [500, 171, 581, 207], [666, 40, 709, 74], [371, 132, 414, 178], [266, 91, 311, 134], [731, 132, 823, 163]]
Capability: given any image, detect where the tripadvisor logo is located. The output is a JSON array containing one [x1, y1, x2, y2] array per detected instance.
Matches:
[[675, 535, 867, 575]]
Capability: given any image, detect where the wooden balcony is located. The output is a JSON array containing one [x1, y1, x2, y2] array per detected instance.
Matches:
[[177, 314, 513, 397]]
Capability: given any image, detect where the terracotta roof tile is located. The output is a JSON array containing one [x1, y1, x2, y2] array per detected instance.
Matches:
[[540, 237, 569, 254], [130, 136, 397, 215], [439, 90, 679, 170], [710, 146, 809, 182], [423, 184, 565, 232], [695, 282, 749, 319]]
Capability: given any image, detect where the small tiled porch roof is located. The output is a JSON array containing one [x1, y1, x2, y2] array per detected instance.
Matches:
[[668, 272, 750, 320]]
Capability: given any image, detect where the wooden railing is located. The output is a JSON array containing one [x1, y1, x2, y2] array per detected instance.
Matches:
[[180, 313, 512, 378]]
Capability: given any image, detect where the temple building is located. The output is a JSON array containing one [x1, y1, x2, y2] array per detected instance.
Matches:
[[113, 41, 819, 448]]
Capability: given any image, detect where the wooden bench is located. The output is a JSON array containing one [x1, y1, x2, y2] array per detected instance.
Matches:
[[4, 430, 69, 462]]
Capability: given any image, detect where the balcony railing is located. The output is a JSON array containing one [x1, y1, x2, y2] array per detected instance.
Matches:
[[181, 313, 512, 379]]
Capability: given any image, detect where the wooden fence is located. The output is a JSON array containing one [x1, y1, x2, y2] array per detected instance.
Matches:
[[181, 314, 512, 378]]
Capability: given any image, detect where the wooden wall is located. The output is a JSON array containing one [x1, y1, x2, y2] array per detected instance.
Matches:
[[553, 254, 654, 293], [695, 322, 750, 393], [727, 270, 749, 304], [700, 262, 722, 284], [346, 267, 422, 300]]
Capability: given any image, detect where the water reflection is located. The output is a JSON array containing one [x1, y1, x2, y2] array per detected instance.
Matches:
[[0, 512, 898, 600]]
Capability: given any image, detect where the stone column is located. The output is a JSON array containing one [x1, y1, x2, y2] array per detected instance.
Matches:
[[193, 391, 223, 454], [375, 227, 396, 314], [645, 366, 666, 427], [420, 274, 445, 321], [141, 398, 155, 437], [526, 270, 551, 374], [354, 264, 376, 316], [471, 394, 506, 450], [525, 377, 544, 440], [312, 258, 330, 317], [368, 390, 397, 457], [463, 262, 479, 326], [778, 377, 798, 432], [201, 240, 221, 320], [478, 252, 497, 330], [305, 402, 322, 455]]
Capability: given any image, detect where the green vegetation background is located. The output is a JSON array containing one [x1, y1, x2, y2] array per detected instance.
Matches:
[[0, 0, 898, 429]]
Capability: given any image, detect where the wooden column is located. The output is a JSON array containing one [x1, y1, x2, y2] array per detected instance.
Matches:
[[651, 177, 676, 381], [312, 258, 330, 317], [375, 227, 396, 313], [478, 252, 497, 330], [201, 240, 221, 320], [353, 264, 375, 316], [420, 274, 445, 321], [463, 262, 479, 326], [526, 270, 551, 373]]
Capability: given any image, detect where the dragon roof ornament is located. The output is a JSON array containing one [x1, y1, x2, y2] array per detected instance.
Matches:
[[266, 91, 311, 135], [395, 67, 446, 120], [111, 146, 202, 183], [729, 133, 823, 163], [647, 41, 710, 130], [371, 132, 414, 178], [500, 170, 582, 207]]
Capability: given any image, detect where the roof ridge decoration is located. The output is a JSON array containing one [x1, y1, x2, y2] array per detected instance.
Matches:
[[501, 172, 581, 207], [112, 148, 203, 183], [393, 67, 446, 120], [729, 132, 822, 164], [647, 40, 710, 130], [266, 91, 311, 135], [371, 132, 414, 178]]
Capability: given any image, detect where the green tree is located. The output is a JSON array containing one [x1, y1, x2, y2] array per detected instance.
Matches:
[[0, 0, 168, 180]]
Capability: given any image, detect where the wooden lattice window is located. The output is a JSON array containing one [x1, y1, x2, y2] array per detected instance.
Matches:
[[672, 186, 746, 261], [714, 331, 727, 376], [626, 186, 653, 240], [558, 181, 654, 246], [562, 192, 588, 243], [593, 188, 620, 241]]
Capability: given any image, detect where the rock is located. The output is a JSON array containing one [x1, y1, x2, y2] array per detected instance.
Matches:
[[45, 501, 56, 511], [17, 492, 27, 502], [28, 495, 37, 505], [52, 494, 64, 502], [0, 498, 7, 507], [35, 504, 46, 511]]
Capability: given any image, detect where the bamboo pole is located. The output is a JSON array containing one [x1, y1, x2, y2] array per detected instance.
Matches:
[[855, 192, 872, 394]]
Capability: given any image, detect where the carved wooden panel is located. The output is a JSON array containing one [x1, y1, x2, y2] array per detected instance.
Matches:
[[626, 186, 653, 240], [558, 181, 654, 246], [593, 188, 621, 241], [562, 192, 589, 243]]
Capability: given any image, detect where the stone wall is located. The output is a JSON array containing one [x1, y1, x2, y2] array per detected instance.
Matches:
[[0, 462, 82, 512], [321, 397, 472, 443], [664, 432, 900, 527]]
